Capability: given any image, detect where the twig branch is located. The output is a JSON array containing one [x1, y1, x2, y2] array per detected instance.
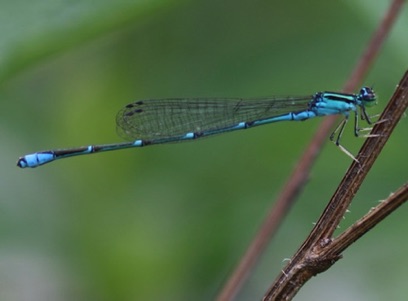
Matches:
[[262, 70, 408, 301], [327, 182, 408, 257], [215, 1, 405, 300]]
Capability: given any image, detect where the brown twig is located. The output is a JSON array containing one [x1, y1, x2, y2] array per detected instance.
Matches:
[[215, 1, 405, 300], [326, 182, 408, 257], [262, 70, 408, 301]]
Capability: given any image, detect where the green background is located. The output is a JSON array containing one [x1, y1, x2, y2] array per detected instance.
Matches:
[[1, 1, 407, 300]]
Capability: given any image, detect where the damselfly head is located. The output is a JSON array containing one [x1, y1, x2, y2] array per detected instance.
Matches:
[[359, 87, 377, 106]]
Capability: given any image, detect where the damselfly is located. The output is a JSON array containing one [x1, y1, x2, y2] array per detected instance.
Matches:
[[17, 87, 376, 168]]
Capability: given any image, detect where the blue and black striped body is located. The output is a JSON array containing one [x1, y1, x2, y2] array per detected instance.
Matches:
[[17, 87, 376, 168]]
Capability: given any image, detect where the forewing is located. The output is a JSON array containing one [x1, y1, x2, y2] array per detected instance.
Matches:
[[116, 96, 312, 140]]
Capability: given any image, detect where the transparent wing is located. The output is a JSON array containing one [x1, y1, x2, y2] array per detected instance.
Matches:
[[116, 96, 313, 140]]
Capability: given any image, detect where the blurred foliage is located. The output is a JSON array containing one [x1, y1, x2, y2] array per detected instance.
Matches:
[[1, 1, 407, 301]]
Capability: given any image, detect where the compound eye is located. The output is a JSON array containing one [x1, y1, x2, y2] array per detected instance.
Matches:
[[359, 87, 377, 107], [360, 87, 375, 100], [360, 87, 369, 97]]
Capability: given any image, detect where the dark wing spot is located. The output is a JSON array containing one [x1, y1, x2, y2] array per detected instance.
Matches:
[[125, 108, 143, 117], [125, 101, 144, 109]]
